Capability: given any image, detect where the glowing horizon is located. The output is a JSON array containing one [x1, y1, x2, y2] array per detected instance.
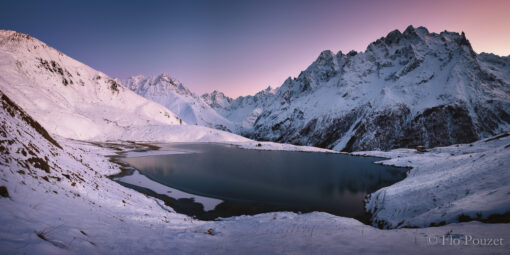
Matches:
[[1, 0, 509, 98]]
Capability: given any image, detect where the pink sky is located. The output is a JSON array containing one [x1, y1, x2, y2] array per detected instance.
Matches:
[[4, 0, 508, 98], [214, 0, 510, 97]]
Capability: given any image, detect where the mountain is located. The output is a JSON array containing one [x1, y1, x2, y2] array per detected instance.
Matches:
[[201, 90, 233, 110], [122, 74, 236, 131], [202, 87, 275, 131], [206, 26, 510, 151], [0, 30, 248, 143]]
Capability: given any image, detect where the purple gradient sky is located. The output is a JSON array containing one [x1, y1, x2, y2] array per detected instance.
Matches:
[[1, 0, 509, 97]]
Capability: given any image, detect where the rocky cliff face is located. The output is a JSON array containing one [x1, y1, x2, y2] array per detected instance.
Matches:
[[207, 26, 510, 151]]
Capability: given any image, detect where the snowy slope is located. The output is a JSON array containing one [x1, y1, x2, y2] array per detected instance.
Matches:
[[208, 26, 510, 151], [0, 30, 181, 140], [1, 91, 509, 254], [355, 133, 510, 229], [123, 74, 237, 132], [0, 30, 249, 143], [0, 89, 191, 253]]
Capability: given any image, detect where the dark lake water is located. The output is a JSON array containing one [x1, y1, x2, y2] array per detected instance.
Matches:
[[118, 143, 407, 222]]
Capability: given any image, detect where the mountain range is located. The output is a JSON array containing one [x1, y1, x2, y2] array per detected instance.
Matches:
[[2, 26, 509, 152], [127, 25, 510, 151], [122, 74, 237, 132], [0, 30, 249, 143]]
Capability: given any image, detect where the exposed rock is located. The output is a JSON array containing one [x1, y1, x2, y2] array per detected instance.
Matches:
[[207, 26, 510, 152]]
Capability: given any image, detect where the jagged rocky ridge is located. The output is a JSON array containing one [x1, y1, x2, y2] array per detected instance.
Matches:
[[206, 26, 510, 151]]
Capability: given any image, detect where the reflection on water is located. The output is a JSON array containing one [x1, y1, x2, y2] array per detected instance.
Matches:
[[120, 143, 407, 222]]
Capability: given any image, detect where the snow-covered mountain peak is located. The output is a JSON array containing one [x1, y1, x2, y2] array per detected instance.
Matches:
[[0, 30, 36, 47], [0, 30, 190, 140], [0, 30, 80, 63], [372, 25, 429, 48], [316, 50, 335, 63], [402, 25, 428, 37], [263, 85, 275, 94], [210, 90, 229, 97], [276, 25, 487, 102], [201, 90, 233, 109], [123, 74, 237, 131], [123, 73, 194, 98], [155, 73, 183, 88], [205, 26, 510, 151], [128, 73, 179, 87]]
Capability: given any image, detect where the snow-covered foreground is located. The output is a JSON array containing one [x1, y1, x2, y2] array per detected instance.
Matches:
[[355, 134, 510, 229], [0, 90, 508, 254], [2, 142, 509, 254], [116, 169, 223, 211]]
